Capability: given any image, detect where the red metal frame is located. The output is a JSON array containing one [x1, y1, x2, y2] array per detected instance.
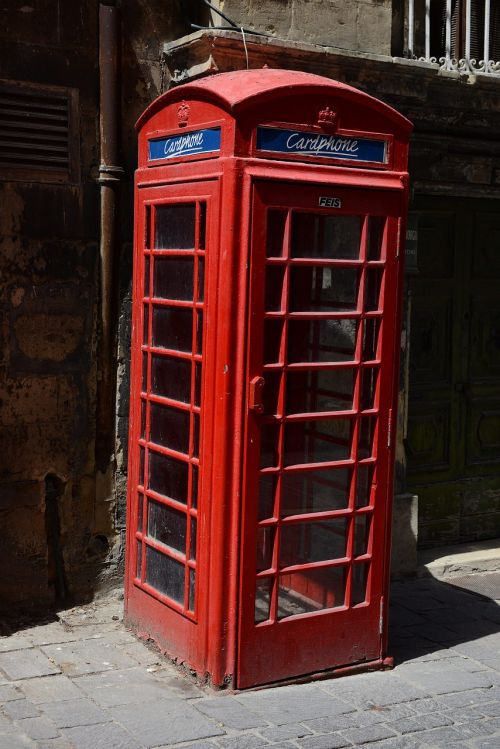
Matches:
[[126, 69, 411, 688]]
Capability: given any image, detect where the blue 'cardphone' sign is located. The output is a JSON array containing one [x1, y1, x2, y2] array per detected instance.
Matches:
[[256, 126, 387, 165], [148, 128, 221, 161]]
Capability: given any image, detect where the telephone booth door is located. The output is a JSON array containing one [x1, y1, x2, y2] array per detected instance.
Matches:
[[237, 180, 403, 688]]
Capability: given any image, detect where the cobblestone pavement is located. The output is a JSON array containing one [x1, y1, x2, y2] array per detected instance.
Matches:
[[1, 573, 499, 749]]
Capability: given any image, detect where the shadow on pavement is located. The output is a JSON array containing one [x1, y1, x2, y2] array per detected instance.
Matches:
[[389, 574, 500, 666]]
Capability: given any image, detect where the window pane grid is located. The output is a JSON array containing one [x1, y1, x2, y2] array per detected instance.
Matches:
[[136, 200, 206, 617], [254, 211, 386, 623]]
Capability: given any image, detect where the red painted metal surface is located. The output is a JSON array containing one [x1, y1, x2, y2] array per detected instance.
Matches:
[[125, 69, 411, 688]]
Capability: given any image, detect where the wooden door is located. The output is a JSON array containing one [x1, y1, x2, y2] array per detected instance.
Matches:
[[406, 197, 500, 544]]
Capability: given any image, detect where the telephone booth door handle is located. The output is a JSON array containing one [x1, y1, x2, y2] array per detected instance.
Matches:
[[249, 376, 265, 413]]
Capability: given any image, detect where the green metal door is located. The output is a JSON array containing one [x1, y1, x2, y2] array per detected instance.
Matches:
[[406, 197, 500, 546]]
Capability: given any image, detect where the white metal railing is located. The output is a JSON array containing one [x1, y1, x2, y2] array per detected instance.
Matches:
[[407, 0, 500, 75]]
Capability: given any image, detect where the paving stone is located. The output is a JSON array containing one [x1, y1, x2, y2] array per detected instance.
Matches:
[[402, 697, 444, 714], [305, 705, 415, 734], [257, 723, 312, 741], [0, 636, 33, 653], [441, 705, 490, 722], [395, 661, 496, 694], [41, 697, 110, 728], [36, 739, 74, 749], [297, 734, 351, 749], [148, 669, 205, 699], [41, 640, 138, 676], [23, 623, 89, 646], [0, 712, 16, 731], [195, 696, 267, 729], [236, 684, 353, 725], [73, 667, 183, 707], [2, 698, 39, 719], [322, 673, 427, 708], [340, 724, 397, 745], [266, 743, 298, 749], [473, 738, 500, 749], [437, 689, 497, 708], [109, 698, 225, 747], [387, 712, 452, 734], [481, 701, 500, 717], [0, 683, 24, 702], [120, 641, 161, 667], [17, 716, 60, 740], [408, 724, 483, 744], [62, 721, 141, 749], [18, 674, 84, 703], [0, 736, 35, 749], [0, 650, 60, 680], [217, 734, 269, 749]]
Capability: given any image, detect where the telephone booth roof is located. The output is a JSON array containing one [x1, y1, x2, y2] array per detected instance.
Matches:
[[136, 68, 412, 137]]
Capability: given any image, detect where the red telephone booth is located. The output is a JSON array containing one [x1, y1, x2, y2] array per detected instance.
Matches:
[[125, 69, 412, 689]]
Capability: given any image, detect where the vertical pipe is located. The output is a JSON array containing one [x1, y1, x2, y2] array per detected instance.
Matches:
[[425, 0, 431, 60], [97, 3, 123, 471], [408, 0, 415, 57]]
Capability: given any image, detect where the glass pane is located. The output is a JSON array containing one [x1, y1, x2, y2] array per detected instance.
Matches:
[[194, 362, 202, 407], [355, 463, 375, 508], [189, 517, 197, 560], [140, 399, 146, 438], [191, 464, 199, 509], [255, 577, 273, 623], [267, 210, 287, 257], [281, 467, 351, 516], [143, 305, 149, 344], [291, 214, 362, 260], [145, 205, 151, 249], [289, 267, 359, 312], [288, 319, 358, 363], [145, 545, 185, 603], [367, 216, 385, 261], [155, 204, 195, 249], [284, 418, 353, 466], [352, 562, 369, 605], [150, 403, 190, 454], [153, 257, 194, 301], [148, 500, 186, 554], [260, 423, 280, 468], [136, 540, 142, 578], [258, 473, 277, 520], [354, 514, 371, 556], [358, 416, 376, 459], [193, 412, 200, 458], [265, 266, 285, 311], [198, 203, 206, 249], [360, 368, 378, 411], [362, 318, 381, 361], [263, 320, 283, 364], [196, 310, 203, 354], [137, 493, 143, 532], [280, 518, 348, 566], [256, 526, 275, 572], [142, 352, 148, 391], [139, 447, 145, 487], [144, 255, 150, 297], [365, 268, 383, 312], [152, 306, 193, 353], [278, 566, 346, 618], [151, 355, 191, 404], [149, 450, 188, 504], [197, 257, 205, 301], [263, 371, 282, 415], [286, 369, 355, 414], [189, 568, 196, 611]]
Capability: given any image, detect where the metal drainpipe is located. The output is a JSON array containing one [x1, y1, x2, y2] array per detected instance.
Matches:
[[96, 2, 123, 472]]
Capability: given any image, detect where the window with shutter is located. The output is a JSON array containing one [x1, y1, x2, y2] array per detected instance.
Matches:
[[0, 80, 79, 183]]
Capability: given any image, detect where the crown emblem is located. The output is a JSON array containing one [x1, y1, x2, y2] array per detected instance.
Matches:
[[318, 105, 337, 131], [177, 100, 190, 127]]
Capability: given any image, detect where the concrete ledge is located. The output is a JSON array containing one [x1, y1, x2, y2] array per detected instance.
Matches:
[[419, 538, 500, 579]]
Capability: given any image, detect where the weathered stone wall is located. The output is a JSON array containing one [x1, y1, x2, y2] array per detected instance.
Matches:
[[213, 0, 392, 55]]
